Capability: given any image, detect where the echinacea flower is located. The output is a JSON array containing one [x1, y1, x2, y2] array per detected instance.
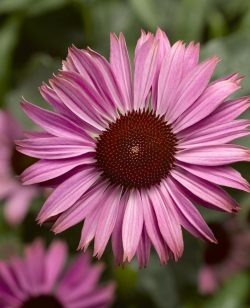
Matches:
[[0, 239, 114, 308], [0, 111, 38, 225], [198, 218, 250, 294], [17, 28, 250, 266]]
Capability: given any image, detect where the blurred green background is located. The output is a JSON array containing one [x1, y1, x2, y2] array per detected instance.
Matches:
[[0, 0, 250, 307]]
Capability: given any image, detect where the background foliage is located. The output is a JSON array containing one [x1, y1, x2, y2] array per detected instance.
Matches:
[[0, 0, 250, 307]]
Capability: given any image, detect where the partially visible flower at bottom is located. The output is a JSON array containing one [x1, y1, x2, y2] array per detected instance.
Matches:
[[198, 217, 250, 294], [0, 239, 115, 308], [0, 111, 38, 225]]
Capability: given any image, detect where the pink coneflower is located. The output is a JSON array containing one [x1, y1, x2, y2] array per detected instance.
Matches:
[[17, 29, 250, 266], [0, 111, 38, 225], [0, 239, 114, 308], [198, 218, 250, 294]]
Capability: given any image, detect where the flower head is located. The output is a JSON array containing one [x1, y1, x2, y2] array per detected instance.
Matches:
[[0, 239, 114, 308], [17, 29, 250, 266], [0, 111, 38, 225], [198, 218, 250, 294]]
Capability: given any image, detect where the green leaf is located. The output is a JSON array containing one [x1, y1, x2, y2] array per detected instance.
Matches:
[[0, 16, 22, 105], [6, 53, 60, 127], [201, 30, 250, 96], [136, 254, 179, 308], [26, 0, 69, 16], [204, 272, 250, 308], [0, 0, 69, 15], [129, 0, 160, 30], [174, 0, 210, 41], [0, 0, 31, 13]]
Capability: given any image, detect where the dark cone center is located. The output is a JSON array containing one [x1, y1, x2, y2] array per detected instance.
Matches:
[[21, 295, 63, 308], [205, 223, 231, 265], [95, 109, 177, 189]]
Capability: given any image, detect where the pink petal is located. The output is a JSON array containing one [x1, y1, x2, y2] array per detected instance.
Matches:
[[198, 266, 218, 294], [4, 187, 36, 225], [165, 177, 216, 242], [94, 185, 122, 258], [174, 79, 240, 133], [171, 168, 239, 212], [52, 181, 108, 234], [21, 99, 95, 140], [24, 239, 45, 293], [111, 193, 128, 265], [86, 47, 126, 111], [78, 206, 102, 251], [150, 185, 183, 260], [50, 77, 106, 130], [157, 41, 185, 115], [59, 70, 117, 121], [39, 83, 82, 125], [179, 97, 250, 138], [151, 28, 171, 109], [134, 36, 159, 110], [122, 190, 143, 262], [141, 190, 169, 264], [176, 144, 250, 166], [179, 120, 250, 148], [44, 240, 67, 291], [182, 42, 200, 78], [168, 56, 219, 123], [110, 32, 133, 110], [136, 227, 151, 268], [16, 137, 94, 160], [177, 163, 250, 192], [21, 155, 94, 185], [37, 167, 99, 223]]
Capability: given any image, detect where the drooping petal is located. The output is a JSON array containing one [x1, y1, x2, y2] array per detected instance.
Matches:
[[165, 177, 216, 242], [149, 185, 183, 260], [21, 99, 95, 139], [122, 190, 144, 262], [52, 181, 108, 233], [78, 206, 102, 251], [111, 193, 128, 265], [171, 168, 239, 212], [141, 190, 169, 264], [94, 185, 122, 258], [20, 155, 94, 185], [37, 167, 99, 223], [136, 226, 151, 268], [177, 163, 250, 192]]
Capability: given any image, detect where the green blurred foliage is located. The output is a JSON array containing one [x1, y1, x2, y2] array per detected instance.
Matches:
[[0, 0, 250, 307]]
